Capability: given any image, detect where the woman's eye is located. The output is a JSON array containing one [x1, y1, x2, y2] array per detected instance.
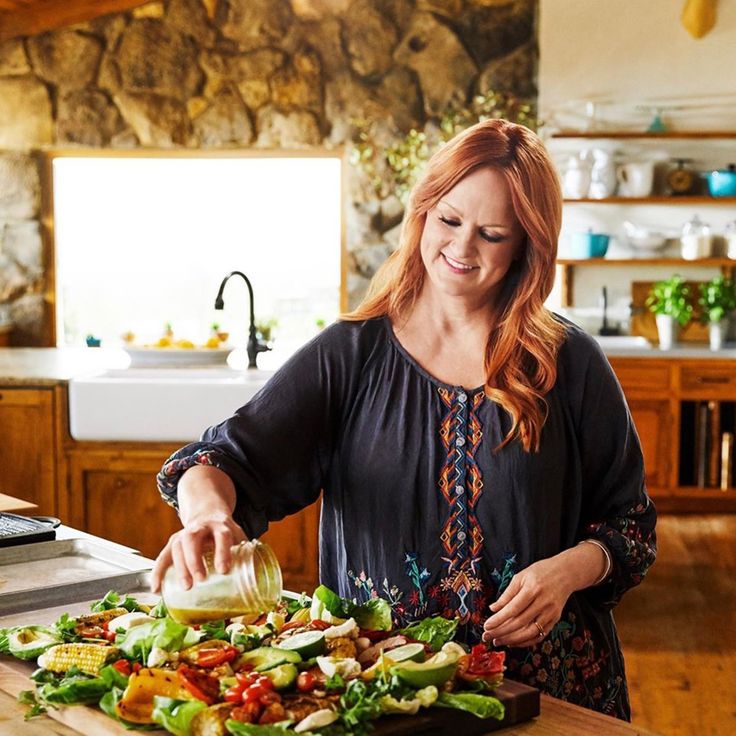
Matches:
[[481, 232, 505, 244], [439, 215, 459, 227]]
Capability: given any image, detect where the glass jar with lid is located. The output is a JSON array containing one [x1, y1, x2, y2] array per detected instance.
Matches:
[[726, 220, 736, 260], [680, 214, 713, 260], [162, 540, 282, 625]]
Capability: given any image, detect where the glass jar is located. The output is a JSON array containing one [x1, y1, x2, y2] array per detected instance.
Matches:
[[162, 540, 282, 625], [726, 220, 736, 260], [680, 214, 713, 260]]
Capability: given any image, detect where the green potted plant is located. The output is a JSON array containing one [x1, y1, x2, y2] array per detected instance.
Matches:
[[698, 275, 736, 351], [645, 275, 693, 350]]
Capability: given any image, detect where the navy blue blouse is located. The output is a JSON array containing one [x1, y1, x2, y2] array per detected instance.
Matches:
[[158, 315, 656, 720]]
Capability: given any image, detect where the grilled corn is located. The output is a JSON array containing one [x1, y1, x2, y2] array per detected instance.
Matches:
[[37, 643, 118, 675], [75, 607, 129, 631]]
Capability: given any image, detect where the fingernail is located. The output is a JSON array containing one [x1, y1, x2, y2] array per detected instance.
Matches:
[[492, 639, 499, 647]]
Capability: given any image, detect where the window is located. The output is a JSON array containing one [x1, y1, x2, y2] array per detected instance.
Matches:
[[52, 152, 343, 369]]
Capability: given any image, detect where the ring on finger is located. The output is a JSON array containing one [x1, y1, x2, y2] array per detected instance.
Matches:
[[532, 619, 545, 639]]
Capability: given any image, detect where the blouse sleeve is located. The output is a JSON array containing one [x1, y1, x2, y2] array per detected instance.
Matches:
[[565, 333, 657, 610], [156, 322, 357, 539]]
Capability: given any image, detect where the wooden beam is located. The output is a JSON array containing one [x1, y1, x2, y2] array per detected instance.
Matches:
[[0, 0, 153, 42]]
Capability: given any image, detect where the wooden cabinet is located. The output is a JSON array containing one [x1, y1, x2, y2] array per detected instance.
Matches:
[[0, 385, 60, 515], [610, 357, 736, 511], [64, 443, 320, 589]]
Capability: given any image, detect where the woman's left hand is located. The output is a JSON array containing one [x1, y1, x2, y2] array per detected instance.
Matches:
[[481, 543, 606, 648]]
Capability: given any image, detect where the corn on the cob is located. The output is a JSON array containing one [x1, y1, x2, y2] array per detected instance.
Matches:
[[37, 643, 119, 675], [74, 607, 129, 631]]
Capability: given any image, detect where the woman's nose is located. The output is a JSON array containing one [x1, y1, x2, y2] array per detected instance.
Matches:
[[451, 226, 476, 256]]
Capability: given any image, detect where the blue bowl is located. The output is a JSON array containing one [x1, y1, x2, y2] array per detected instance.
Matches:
[[570, 232, 610, 259], [707, 166, 736, 197]]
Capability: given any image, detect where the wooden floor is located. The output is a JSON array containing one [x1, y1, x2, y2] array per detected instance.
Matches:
[[615, 514, 736, 736]]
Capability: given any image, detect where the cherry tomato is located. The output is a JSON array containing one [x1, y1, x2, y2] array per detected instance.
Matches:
[[255, 676, 275, 691], [296, 671, 317, 693], [103, 629, 117, 642], [467, 645, 505, 675], [196, 645, 238, 668], [236, 671, 259, 687], [132, 662, 142, 673], [111, 659, 131, 677], [243, 684, 267, 703], [177, 665, 220, 704], [259, 691, 281, 706], [224, 686, 244, 703]]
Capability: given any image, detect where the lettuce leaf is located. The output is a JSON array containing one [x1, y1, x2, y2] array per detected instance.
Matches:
[[435, 692, 505, 720], [399, 616, 458, 650], [151, 696, 206, 736], [225, 721, 294, 735], [118, 618, 200, 663], [310, 585, 392, 631], [91, 590, 146, 613]]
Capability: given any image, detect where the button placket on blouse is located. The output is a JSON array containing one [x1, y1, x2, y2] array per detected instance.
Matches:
[[454, 390, 469, 557]]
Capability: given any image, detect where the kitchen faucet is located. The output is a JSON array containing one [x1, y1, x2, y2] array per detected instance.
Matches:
[[214, 271, 271, 369]]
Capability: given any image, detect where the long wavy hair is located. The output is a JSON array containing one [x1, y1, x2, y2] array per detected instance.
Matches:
[[344, 119, 566, 452]]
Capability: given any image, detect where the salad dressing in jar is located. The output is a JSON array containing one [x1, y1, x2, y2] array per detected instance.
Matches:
[[161, 540, 282, 624]]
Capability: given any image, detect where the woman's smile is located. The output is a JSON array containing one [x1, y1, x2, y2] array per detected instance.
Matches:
[[442, 252, 478, 273]]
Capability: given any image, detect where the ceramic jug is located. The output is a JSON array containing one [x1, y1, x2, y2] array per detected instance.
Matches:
[[588, 149, 618, 199], [561, 155, 592, 199], [617, 161, 655, 197]]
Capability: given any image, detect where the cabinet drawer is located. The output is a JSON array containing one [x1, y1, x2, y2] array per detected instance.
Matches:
[[611, 363, 671, 395], [680, 366, 736, 396]]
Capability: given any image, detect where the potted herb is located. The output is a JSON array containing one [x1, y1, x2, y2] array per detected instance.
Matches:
[[646, 275, 693, 350], [698, 275, 736, 351]]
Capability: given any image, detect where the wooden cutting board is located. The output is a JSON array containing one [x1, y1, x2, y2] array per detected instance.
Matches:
[[0, 654, 538, 736]]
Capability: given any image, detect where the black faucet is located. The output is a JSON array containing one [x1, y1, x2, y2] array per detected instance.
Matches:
[[214, 271, 271, 369]]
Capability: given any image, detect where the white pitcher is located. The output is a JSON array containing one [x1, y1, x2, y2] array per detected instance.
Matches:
[[617, 161, 655, 197], [588, 149, 618, 199], [561, 155, 592, 199]]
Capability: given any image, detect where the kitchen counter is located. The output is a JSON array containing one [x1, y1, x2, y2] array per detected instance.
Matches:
[[0, 531, 659, 736], [0, 342, 734, 388], [0, 347, 129, 385]]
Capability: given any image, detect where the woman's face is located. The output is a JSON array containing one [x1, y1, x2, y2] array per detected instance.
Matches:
[[419, 166, 525, 308]]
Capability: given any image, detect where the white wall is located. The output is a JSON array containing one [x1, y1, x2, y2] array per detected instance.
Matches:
[[539, 0, 736, 331]]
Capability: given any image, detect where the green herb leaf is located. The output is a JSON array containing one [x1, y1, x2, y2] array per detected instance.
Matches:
[[91, 591, 145, 613], [435, 691, 505, 720], [200, 619, 227, 641]]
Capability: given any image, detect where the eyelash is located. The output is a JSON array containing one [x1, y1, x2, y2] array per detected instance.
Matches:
[[438, 215, 504, 243]]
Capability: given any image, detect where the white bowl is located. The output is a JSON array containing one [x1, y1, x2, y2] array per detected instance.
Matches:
[[622, 221, 670, 253]]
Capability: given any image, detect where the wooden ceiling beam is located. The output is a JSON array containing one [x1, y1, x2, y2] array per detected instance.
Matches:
[[0, 0, 153, 42]]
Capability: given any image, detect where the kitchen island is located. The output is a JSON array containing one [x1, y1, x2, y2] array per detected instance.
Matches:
[[0, 529, 658, 736]]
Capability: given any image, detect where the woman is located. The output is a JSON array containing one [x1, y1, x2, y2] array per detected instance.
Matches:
[[152, 119, 656, 721]]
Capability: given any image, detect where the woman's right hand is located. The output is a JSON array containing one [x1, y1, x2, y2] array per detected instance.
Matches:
[[151, 511, 247, 593], [151, 463, 243, 593]]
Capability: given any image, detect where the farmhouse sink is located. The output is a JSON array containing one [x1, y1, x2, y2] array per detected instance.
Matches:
[[593, 335, 652, 350], [69, 368, 274, 442]]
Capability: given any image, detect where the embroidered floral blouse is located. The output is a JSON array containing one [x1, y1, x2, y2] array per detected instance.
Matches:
[[157, 316, 657, 721]]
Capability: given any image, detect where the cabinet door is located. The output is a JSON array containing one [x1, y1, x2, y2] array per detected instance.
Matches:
[[627, 399, 672, 493], [67, 449, 181, 559], [0, 387, 57, 514]]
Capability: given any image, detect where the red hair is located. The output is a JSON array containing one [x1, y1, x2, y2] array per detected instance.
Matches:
[[344, 119, 566, 452]]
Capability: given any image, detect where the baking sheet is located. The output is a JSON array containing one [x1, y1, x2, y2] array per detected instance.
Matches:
[[0, 539, 153, 615]]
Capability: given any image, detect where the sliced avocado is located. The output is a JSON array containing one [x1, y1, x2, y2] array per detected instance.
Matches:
[[262, 663, 298, 690], [390, 649, 459, 688], [7, 626, 61, 660], [237, 646, 302, 672]]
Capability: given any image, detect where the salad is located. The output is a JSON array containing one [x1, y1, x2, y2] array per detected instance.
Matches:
[[0, 586, 506, 736]]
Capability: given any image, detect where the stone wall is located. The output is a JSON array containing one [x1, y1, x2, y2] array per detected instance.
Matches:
[[0, 0, 536, 345]]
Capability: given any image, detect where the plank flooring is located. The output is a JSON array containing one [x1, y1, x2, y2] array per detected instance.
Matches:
[[615, 514, 736, 735]]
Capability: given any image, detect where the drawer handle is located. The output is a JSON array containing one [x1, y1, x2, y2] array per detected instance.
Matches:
[[698, 376, 730, 384]]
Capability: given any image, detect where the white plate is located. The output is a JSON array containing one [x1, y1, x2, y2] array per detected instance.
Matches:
[[124, 347, 232, 367]]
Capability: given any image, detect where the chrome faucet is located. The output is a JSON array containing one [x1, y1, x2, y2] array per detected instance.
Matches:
[[214, 271, 271, 369]]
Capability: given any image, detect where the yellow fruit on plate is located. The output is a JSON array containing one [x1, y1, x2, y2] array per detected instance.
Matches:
[[156, 337, 173, 348], [176, 339, 195, 349], [205, 337, 220, 349]]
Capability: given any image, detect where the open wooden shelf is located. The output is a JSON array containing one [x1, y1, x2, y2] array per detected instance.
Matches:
[[552, 130, 736, 139], [564, 196, 736, 204]]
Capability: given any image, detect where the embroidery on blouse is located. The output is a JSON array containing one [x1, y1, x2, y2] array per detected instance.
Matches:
[[505, 607, 625, 719]]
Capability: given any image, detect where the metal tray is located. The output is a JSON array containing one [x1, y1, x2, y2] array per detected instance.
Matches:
[[0, 538, 153, 616]]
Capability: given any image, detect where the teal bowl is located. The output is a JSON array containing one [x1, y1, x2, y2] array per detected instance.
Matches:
[[707, 166, 736, 197], [570, 232, 610, 259]]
